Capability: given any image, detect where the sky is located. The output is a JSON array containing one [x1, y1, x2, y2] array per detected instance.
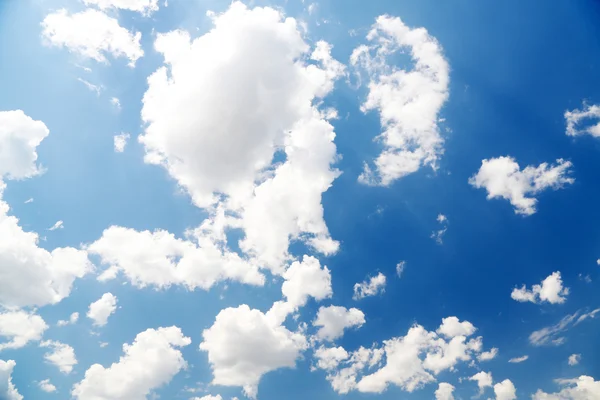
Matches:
[[0, 0, 599, 399]]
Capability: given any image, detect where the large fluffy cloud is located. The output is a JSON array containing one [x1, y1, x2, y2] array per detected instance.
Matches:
[[511, 271, 569, 304], [494, 379, 517, 400], [565, 103, 600, 138], [0, 360, 22, 400], [41, 340, 78, 374], [72, 326, 191, 400], [533, 376, 600, 399], [352, 15, 449, 186], [87, 293, 117, 327], [0, 110, 92, 309], [0, 311, 47, 351], [41, 9, 143, 66], [435, 382, 455, 400], [140, 1, 344, 271], [469, 156, 574, 215]]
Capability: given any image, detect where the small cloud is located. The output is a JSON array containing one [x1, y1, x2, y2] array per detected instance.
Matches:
[[508, 355, 528, 363], [114, 133, 130, 153], [77, 78, 103, 95], [99, 342, 109, 348], [110, 97, 121, 110], [568, 353, 581, 366], [396, 261, 406, 278], [431, 214, 449, 245], [38, 378, 57, 393], [579, 273, 592, 283], [24, 198, 34, 204], [353, 272, 386, 300], [48, 220, 64, 231], [307, 2, 318, 14]]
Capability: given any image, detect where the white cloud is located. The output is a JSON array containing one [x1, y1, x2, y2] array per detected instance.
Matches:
[[0, 311, 47, 351], [83, 0, 159, 15], [529, 308, 600, 346], [396, 261, 406, 277], [77, 78, 103, 95], [469, 156, 574, 215], [38, 379, 57, 393], [318, 317, 490, 395], [431, 214, 449, 244], [435, 382, 455, 400], [314, 346, 349, 371], [469, 371, 493, 395], [478, 347, 499, 362], [87, 293, 117, 327], [565, 103, 600, 138], [568, 354, 581, 366], [41, 340, 77, 374], [191, 396, 223, 400], [110, 97, 121, 110], [41, 9, 143, 67], [58, 312, 79, 327], [494, 379, 517, 400], [24, 198, 33, 204], [352, 15, 449, 186], [48, 220, 64, 231], [140, 2, 344, 272], [0, 111, 92, 309], [313, 306, 365, 342], [437, 316, 476, 338], [353, 272, 386, 300], [113, 133, 130, 152], [533, 376, 600, 399], [511, 271, 569, 304], [72, 326, 191, 400], [0, 360, 23, 400], [88, 221, 264, 290], [200, 304, 308, 398], [508, 355, 528, 363]]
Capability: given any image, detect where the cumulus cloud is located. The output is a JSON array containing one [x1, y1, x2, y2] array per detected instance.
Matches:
[[87, 293, 117, 327], [352, 15, 449, 186], [57, 312, 79, 327], [508, 355, 528, 363], [41, 9, 143, 66], [529, 308, 600, 346], [469, 156, 574, 215], [0, 311, 47, 351], [83, 0, 159, 15], [435, 382, 455, 400], [0, 360, 22, 400], [41, 340, 77, 374], [313, 306, 365, 342], [282, 256, 332, 309], [494, 379, 517, 400], [113, 133, 130, 152], [511, 271, 569, 304], [565, 103, 600, 138], [0, 111, 92, 309], [72, 326, 191, 400], [478, 347, 499, 362], [431, 214, 449, 244], [313, 346, 349, 371], [353, 272, 386, 300], [568, 354, 581, 366], [191, 396, 223, 400], [437, 316, 476, 338], [48, 220, 64, 231], [469, 371, 493, 395], [533, 376, 600, 399], [316, 317, 492, 395], [140, 2, 344, 272], [200, 304, 308, 398], [396, 261, 406, 277], [38, 378, 57, 393]]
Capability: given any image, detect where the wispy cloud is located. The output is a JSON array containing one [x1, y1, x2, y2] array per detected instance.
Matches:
[[48, 220, 64, 231], [529, 308, 600, 346]]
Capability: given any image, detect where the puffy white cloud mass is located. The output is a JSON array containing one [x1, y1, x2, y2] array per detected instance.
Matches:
[[38, 378, 57, 393], [469, 371, 493, 395], [0, 110, 92, 309], [87, 293, 117, 327], [313, 306, 365, 342], [511, 271, 569, 304], [0, 311, 47, 351], [140, 1, 344, 272], [565, 103, 600, 138], [533, 376, 600, 399], [57, 312, 79, 327], [568, 354, 581, 366], [494, 379, 517, 400], [41, 9, 143, 66], [200, 304, 308, 398], [529, 308, 600, 346], [469, 156, 574, 215], [435, 382, 455, 400], [0, 360, 22, 400], [352, 15, 449, 186], [281, 256, 332, 309], [315, 317, 494, 395], [113, 133, 130, 152], [437, 316, 476, 338], [83, 0, 159, 15], [72, 326, 191, 400], [41, 340, 77, 374], [353, 272, 386, 300]]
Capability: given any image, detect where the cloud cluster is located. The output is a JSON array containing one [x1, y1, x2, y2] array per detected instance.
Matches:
[[353, 272, 386, 300], [511, 271, 570, 304], [533, 376, 600, 399], [565, 103, 600, 138]]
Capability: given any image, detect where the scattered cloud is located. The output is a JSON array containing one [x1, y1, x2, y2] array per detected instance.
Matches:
[[313, 306, 365, 342], [24, 198, 33, 204], [110, 97, 121, 110], [38, 378, 57, 393], [508, 355, 528, 363], [529, 308, 600, 346], [494, 379, 517, 400], [396, 261, 406, 277], [435, 382, 455, 400], [113, 133, 130, 152], [77, 78, 103, 95], [478, 347, 499, 362], [0, 311, 47, 351], [533, 376, 600, 399], [469, 371, 493, 395], [353, 272, 386, 300], [0, 360, 23, 400], [568, 353, 581, 366], [353, 15, 449, 186], [469, 156, 574, 215], [431, 214, 449, 244], [48, 220, 64, 231], [511, 271, 570, 304], [83, 0, 159, 16], [42, 9, 143, 66], [87, 293, 117, 327], [565, 103, 600, 138], [57, 312, 79, 327], [41, 340, 77, 374], [72, 327, 191, 400]]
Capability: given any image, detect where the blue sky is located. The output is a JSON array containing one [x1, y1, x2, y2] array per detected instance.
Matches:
[[0, 0, 599, 399]]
